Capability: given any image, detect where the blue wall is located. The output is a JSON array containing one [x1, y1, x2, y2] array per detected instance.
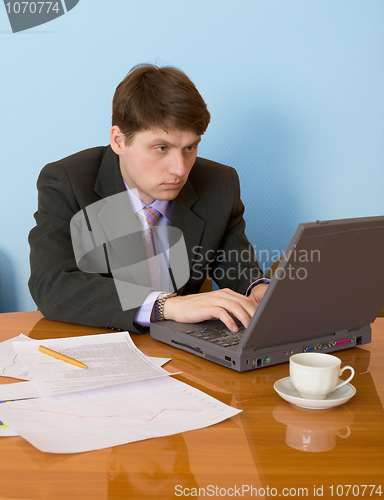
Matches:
[[1, 0, 383, 312]]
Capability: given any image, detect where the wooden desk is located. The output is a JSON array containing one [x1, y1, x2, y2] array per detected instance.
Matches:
[[0, 312, 383, 500]]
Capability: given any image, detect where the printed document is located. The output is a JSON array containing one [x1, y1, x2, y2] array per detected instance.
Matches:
[[0, 376, 241, 453], [13, 332, 173, 397]]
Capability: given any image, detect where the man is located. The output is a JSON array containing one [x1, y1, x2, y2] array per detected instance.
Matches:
[[29, 64, 269, 334]]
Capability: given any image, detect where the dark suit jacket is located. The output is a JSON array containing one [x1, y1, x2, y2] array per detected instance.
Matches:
[[28, 146, 264, 333]]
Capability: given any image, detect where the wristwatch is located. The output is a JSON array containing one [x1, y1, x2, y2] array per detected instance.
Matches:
[[154, 292, 177, 321]]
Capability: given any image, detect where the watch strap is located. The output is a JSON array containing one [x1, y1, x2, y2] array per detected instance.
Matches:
[[154, 292, 177, 321]]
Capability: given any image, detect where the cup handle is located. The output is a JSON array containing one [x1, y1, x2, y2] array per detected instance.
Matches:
[[337, 426, 351, 439], [334, 365, 355, 391]]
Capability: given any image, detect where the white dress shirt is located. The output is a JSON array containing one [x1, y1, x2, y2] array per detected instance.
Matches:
[[124, 183, 172, 327]]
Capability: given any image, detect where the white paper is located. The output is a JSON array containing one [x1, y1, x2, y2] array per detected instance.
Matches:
[[13, 332, 172, 397], [0, 377, 241, 453], [0, 420, 19, 437], [0, 380, 41, 401], [0, 334, 32, 380], [147, 357, 171, 367], [0, 362, 168, 401]]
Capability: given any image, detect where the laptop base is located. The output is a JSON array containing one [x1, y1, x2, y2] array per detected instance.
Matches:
[[150, 322, 371, 372]]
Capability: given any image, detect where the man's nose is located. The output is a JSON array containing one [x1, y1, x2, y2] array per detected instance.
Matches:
[[169, 152, 188, 177]]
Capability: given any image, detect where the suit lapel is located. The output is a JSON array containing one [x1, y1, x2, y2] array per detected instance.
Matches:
[[91, 147, 151, 286], [170, 180, 205, 292], [94, 146, 126, 200]]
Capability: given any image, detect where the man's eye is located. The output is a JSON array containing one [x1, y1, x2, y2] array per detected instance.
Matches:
[[185, 146, 195, 152], [156, 146, 167, 152]]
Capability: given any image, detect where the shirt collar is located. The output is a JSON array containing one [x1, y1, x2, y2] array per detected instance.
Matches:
[[123, 181, 171, 221]]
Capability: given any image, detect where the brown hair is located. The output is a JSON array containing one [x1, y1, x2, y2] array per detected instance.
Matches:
[[112, 64, 211, 143]]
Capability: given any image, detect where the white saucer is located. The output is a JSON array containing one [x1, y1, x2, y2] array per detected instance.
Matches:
[[274, 377, 356, 410]]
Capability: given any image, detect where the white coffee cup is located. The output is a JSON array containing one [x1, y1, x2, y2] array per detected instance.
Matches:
[[289, 352, 354, 400]]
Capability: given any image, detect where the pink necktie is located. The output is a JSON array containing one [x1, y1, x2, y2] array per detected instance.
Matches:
[[136, 206, 161, 289]]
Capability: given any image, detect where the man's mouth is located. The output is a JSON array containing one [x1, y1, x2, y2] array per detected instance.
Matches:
[[163, 181, 183, 188]]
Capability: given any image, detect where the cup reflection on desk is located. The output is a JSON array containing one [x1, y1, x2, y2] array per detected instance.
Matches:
[[289, 352, 355, 400], [273, 403, 354, 452]]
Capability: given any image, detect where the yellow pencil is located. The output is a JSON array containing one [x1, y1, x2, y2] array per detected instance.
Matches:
[[38, 345, 88, 369]]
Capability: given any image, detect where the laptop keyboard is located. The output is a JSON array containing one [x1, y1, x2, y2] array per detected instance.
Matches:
[[184, 325, 246, 347]]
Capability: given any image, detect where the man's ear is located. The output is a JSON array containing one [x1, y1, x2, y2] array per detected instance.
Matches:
[[110, 126, 124, 155]]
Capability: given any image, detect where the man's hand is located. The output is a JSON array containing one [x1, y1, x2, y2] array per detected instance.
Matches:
[[163, 286, 267, 333], [248, 283, 269, 307]]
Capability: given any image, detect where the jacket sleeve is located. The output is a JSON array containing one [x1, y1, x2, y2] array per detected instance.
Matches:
[[28, 162, 147, 334], [210, 167, 266, 293]]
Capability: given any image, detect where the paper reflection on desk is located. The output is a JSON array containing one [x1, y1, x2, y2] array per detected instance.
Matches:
[[107, 435, 197, 500]]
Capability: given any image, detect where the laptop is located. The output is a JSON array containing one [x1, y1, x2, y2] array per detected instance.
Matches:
[[150, 216, 384, 371]]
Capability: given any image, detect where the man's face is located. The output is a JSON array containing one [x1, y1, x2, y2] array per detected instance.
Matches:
[[110, 127, 201, 205]]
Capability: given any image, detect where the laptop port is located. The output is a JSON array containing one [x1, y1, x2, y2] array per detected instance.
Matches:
[[319, 343, 330, 350], [335, 339, 352, 346], [304, 346, 315, 352]]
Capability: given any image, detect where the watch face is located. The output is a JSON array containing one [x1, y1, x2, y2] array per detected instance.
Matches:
[[160, 292, 176, 300]]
